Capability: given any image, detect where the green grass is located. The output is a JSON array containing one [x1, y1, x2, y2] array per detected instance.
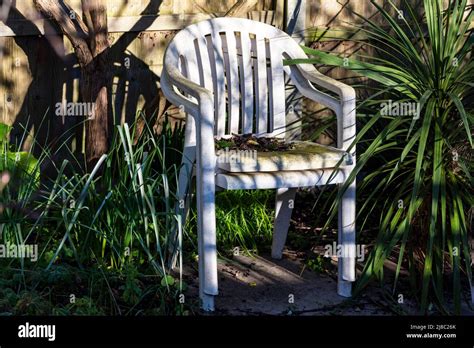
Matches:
[[185, 189, 275, 257]]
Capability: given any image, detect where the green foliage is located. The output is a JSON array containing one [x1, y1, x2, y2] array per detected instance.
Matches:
[[122, 265, 143, 305], [305, 256, 328, 274], [0, 122, 39, 183], [0, 113, 278, 314], [186, 189, 275, 255], [0, 116, 189, 315], [288, 0, 474, 313], [0, 124, 12, 143]]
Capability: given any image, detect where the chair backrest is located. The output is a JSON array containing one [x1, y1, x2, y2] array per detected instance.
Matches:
[[164, 18, 305, 138]]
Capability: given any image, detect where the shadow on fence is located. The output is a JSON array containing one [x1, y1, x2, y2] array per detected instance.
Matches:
[[3, 0, 167, 161]]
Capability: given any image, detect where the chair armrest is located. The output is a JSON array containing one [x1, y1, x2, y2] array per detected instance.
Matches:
[[161, 63, 215, 115], [285, 56, 356, 154], [161, 64, 217, 173], [161, 70, 199, 116], [297, 64, 356, 103]]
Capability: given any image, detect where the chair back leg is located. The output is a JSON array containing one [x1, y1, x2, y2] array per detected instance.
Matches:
[[271, 187, 297, 259], [337, 179, 356, 297]]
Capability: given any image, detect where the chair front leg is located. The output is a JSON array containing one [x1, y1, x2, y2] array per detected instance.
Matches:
[[188, 92, 219, 311], [272, 187, 297, 259], [169, 115, 197, 269], [168, 144, 196, 269], [337, 178, 356, 297], [196, 165, 218, 311]]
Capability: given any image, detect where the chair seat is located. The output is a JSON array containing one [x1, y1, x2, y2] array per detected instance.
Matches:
[[216, 141, 349, 173], [216, 168, 347, 190]]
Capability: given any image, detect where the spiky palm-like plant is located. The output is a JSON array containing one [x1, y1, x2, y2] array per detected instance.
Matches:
[[288, 0, 473, 313]]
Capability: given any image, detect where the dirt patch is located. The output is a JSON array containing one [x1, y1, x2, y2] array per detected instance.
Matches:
[[183, 251, 440, 316]]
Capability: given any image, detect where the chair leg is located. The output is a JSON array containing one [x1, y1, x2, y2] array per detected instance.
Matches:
[[471, 283, 474, 305], [196, 168, 218, 311], [272, 188, 296, 259], [470, 238, 474, 305], [169, 145, 196, 269], [337, 180, 356, 297]]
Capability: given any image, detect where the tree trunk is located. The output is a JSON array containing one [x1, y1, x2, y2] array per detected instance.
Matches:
[[81, 54, 109, 165], [33, 0, 110, 168], [81, 0, 109, 166]]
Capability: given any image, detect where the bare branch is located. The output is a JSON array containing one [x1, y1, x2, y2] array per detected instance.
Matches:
[[0, 0, 12, 21], [33, 0, 93, 66], [81, 0, 108, 57]]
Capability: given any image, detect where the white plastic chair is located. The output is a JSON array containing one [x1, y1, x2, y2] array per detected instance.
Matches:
[[161, 18, 356, 311]]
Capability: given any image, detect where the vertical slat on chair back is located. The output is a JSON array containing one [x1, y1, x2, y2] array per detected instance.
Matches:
[[222, 31, 240, 135], [265, 36, 286, 137], [253, 35, 268, 135], [173, 19, 289, 138]]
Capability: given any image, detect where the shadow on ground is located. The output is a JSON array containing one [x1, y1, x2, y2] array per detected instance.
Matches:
[[182, 251, 450, 316]]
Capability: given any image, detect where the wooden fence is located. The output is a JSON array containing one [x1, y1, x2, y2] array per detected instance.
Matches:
[[0, 0, 470, 152], [0, 0, 286, 152]]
